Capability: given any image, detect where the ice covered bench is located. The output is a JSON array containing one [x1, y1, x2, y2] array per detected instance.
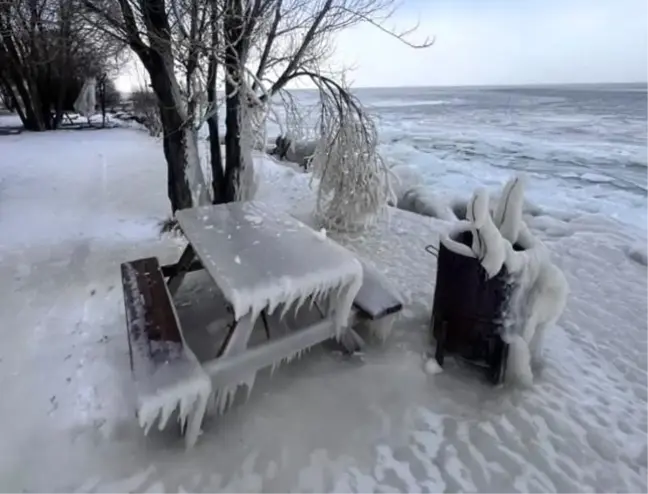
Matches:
[[351, 261, 403, 343], [120, 258, 211, 449]]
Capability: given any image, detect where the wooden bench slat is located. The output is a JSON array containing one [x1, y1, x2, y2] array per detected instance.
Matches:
[[121, 257, 181, 350], [120, 257, 212, 448], [353, 262, 403, 320]]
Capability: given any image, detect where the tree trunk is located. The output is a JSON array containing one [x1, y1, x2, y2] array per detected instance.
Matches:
[[159, 104, 194, 212], [118, 0, 209, 213], [207, 0, 225, 204], [142, 50, 208, 212], [223, 0, 244, 203], [223, 80, 241, 203]]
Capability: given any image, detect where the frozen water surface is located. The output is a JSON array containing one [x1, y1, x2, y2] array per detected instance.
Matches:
[[0, 104, 646, 492]]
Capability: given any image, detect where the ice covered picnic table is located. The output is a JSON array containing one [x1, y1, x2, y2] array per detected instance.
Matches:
[[162, 201, 364, 445], [174, 201, 363, 330]]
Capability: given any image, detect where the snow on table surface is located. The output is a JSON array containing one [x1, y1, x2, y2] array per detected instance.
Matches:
[[175, 201, 362, 323], [0, 125, 645, 493]]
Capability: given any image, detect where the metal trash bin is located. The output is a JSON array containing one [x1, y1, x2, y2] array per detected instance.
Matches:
[[429, 230, 512, 384]]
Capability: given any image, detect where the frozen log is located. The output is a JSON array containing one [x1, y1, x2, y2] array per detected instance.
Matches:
[[271, 135, 317, 170]]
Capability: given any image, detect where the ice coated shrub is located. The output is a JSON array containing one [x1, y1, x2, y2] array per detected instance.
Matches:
[[311, 118, 394, 232]]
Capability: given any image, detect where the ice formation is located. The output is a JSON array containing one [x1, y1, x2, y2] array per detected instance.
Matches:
[[424, 357, 444, 375], [73, 78, 97, 117], [389, 164, 424, 203], [209, 343, 320, 416], [364, 312, 399, 342], [399, 187, 457, 222], [501, 241, 569, 385], [223, 265, 362, 341], [465, 188, 507, 279], [235, 98, 260, 202], [493, 179, 569, 386], [493, 175, 526, 243], [272, 135, 318, 170]]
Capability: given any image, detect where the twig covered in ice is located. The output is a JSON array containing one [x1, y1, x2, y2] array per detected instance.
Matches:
[[296, 72, 394, 232]]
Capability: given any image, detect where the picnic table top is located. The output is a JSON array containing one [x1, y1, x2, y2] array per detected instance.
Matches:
[[175, 201, 363, 322]]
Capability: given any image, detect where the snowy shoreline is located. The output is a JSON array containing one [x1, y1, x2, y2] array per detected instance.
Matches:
[[0, 124, 646, 492]]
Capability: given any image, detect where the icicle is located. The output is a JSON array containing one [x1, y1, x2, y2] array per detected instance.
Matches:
[[178, 396, 191, 430], [215, 387, 234, 416], [244, 373, 257, 401], [140, 404, 160, 436], [158, 399, 176, 431]]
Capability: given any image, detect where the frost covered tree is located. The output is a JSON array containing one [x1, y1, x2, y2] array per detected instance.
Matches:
[[82, 0, 431, 213], [307, 73, 394, 230], [0, 0, 125, 131]]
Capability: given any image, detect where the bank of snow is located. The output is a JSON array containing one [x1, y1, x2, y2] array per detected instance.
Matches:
[[0, 125, 645, 492]]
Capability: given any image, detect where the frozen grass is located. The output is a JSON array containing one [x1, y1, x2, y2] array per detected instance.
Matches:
[[0, 122, 645, 492]]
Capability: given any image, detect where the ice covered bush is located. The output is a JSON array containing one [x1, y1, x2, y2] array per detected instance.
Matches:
[[310, 83, 394, 232]]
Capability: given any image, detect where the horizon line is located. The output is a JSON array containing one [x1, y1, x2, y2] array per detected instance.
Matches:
[[117, 80, 647, 94]]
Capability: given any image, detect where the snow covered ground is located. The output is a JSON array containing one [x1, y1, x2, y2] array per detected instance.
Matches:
[[0, 124, 646, 492]]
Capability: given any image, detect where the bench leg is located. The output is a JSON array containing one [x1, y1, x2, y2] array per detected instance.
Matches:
[[167, 245, 196, 296], [184, 394, 209, 449], [211, 313, 257, 414], [318, 297, 364, 354], [338, 327, 366, 354], [362, 312, 398, 342]]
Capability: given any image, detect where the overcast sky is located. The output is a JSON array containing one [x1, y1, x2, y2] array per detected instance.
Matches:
[[331, 0, 648, 87], [115, 0, 646, 91]]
